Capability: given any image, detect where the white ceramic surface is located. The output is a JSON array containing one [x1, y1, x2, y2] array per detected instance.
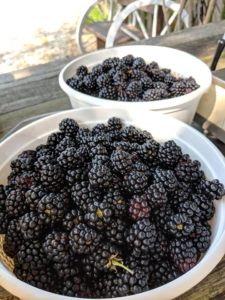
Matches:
[[0, 107, 225, 300], [59, 45, 212, 124]]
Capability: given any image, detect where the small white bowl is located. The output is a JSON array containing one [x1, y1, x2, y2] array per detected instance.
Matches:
[[59, 45, 212, 124], [0, 107, 225, 300]]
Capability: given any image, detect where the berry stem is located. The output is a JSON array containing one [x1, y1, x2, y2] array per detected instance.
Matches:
[[112, 259, 134, 275]]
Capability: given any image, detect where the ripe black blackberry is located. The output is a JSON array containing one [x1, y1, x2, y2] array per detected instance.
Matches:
[[103, 188, 127, 217], [34, 153, 56, 171], [76, 65, 88, 77], [3, 219, 23, 258], [92, 154, 110, 167], [152, 81, 168, 90], [39, 163, 64, 190], [99, 85, 117, 100], [91, 132, 111, 149], [96, 73, 111, 88], [150, 69, 166, 81], [18, 212, 45, 240], [10, 154, 36, 174], [112, 141, 137, 153], [108, 117, 123, 131], [102, 57, 120, 71], [65, 165, 88, 186], [145, 182, 168, 208], [0, 185, 6, 208], [88, 163, 112, 190], [192, 193, 215, 221], [169, 80, 189, 97], [8, 171, 39, 190], [14, 265, 55, 292], [133, 161, 150, 176], [185, 76, 200, 91], [92, 123, 108, 135], [62, 208, 84, 231], [15, 240, 48, 271], [149, 231, 168, 261], [126, 80, 142, 98], [192, 222, 211, 253], [59, 118, 79, 137], [150, 260, 179, 288], [132, 57, 146, 69], [152, 204, 174, 230], [53, 260, 79, 280], [123, 170, 148, 194], [57, 147, 84, 169], [164, 73, 177, 86], [55, 136, 76, 154], [66, 77, 84, 91], [81, 255, 101, 279], [121, 125, 145, 144], [84, 200, 113, 230], [126, 218, 157, 254], [38, 192, 69, 224], [5, 188, 27, 218], [25, 185, 46, 211], [121, 54, 134, 66], [175, 154, 204, 184], [140, 76, 152, 90], [61, 275, 92, 298], [105, 218, 126, 245], [113, 70, 127, 88], [69, 223, 102, 255], [129, 194, 151, 220], [111, 148, 133, 175], [46, 131, 65, 149], [154, 167, 178, 192], [142, 88, 165, 101], [90, 144, 108, 158], [169, 182, 192, 209], [196, 178, 225, 200], [43, 231, 71, 263], [177, 200, 202, 222], [165, 213, 195, 238], [82, 74, 96, 91], [137, 139, 159, 162], [76, 127, 91, 146], [169, 238, 198, 273], [158, 140, 182, 168]]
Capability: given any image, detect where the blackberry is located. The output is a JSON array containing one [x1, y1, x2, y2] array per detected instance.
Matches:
[[24, 185, 46, 211], [169, 80, 189, 97], [125, 253, 150, 273], [165, 213, 195, 238], [4, 219, 23, 258], [81, 255, 101, 279], [46, 131, 64, 149], [154, 167, 178, 192], [113, 70, 127, 88], [175, 154, 204, 184], [150, 261, 179, 288], [55, 136, 76, 155], [57, 147, 84, 169], [158, 140, 182, 168], [92, 123, 108, 135], [126, 218, 157, 254], [152, 81, 168, 90], [149, 231, 168, 261], [96, 73, 111, 88], [62, 275, 92, 297], [134, 161, 150, 175], [164, 73, 177, 85], [111, 148, 133, 175], [142, 88, 164, 101], [102, 57, 120, 71], [66, 77, 84, 91], [38, 192, 69, 224], [0, 185, 6, 208], [14, 265, 55, 292], [169, 182, 192, 209], [34, 154, 56, 171], [113, 141, 137, 153], [62, 208, 84, 231], [196, 179, 225, 200], [76, 127, 91, 146], [43, 231, 71, 263], [92, 154, 110, 166], [141, 76, 152, 90], [69, 223, 101, 255], [129, 194, 151, 220], [76, 65, 88, 77], [83, 74, 96, 90], [150, 69, 166, 81], [39, 163, 64, 190], [10, 154, 36, 174], [145, 61, 159, 74], [18, 212, 45, 240], [99, 85, 117, 100], [137, 139, 159, 162], [121, 125, 145, 144], [169, 238, 198, 273], [126, 80, 142, 98], [145, 182, 168, 208], [177, 200, 202, 222], [103, 188, 126, 217], [192, 193, 215, 221], [5, 188, 27, 218], [108, 117, 123, 131], [15, 240, 48, 271], [59, 118, 79, 137], [84, 200, 113, 230], [185, 76, 200, 91], [91, 64, 103, 77], [8, 171, 39, 189], [121, 54, 134, 66], [192, 222, 211, 253], [53, 260, 79, 279], [105, 218, 126, 245], [88, 163, 112, 190], [153, 204, 174, 230], [65, 165, 88, 186], [118, 89, 129, 101], [123, 170, 148, 194], [90, 144, 108, 158], [132, 57, 146, 69]]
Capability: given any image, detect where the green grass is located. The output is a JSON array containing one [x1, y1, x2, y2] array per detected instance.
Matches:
[[85, 4, 108, 24]]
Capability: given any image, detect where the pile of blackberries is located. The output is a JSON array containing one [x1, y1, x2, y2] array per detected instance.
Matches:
[[66, 55, 199, 102], [0, 117, 224, 298]]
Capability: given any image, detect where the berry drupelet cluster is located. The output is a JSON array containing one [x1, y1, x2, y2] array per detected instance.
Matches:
[[66, 55, 199, 102], [0, 116, 224, 298]]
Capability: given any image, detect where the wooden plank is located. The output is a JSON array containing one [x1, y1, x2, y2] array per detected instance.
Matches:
[[0, 97, 71, 138]]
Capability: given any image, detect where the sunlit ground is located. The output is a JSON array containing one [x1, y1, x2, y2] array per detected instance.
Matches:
[[0, 0, 94, 74]]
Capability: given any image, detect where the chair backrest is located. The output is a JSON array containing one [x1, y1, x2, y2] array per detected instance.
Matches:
[[105, 0, 189, 48]]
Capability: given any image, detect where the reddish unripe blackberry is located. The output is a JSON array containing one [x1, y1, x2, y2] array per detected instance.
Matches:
[[158, 140, 182, 168], [165, 213, 195, 238], [43, 231, 71, 263], [169, 238, 198, 273], [18, 212, 45, 240], [69, 223, 102, 255], [126, 218, 157, 254], [129, 194, 151, 220]]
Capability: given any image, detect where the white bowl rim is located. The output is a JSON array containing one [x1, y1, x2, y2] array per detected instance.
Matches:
[[0, 107, 225, 300], [59, 45, 212, 110]]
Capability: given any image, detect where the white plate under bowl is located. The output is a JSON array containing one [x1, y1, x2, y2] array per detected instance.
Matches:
[[0, 107, 225, 300]]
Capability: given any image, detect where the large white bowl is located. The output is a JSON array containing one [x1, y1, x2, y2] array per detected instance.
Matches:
[[0, 107, 225, 300], [59, 45, 212, 124]]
